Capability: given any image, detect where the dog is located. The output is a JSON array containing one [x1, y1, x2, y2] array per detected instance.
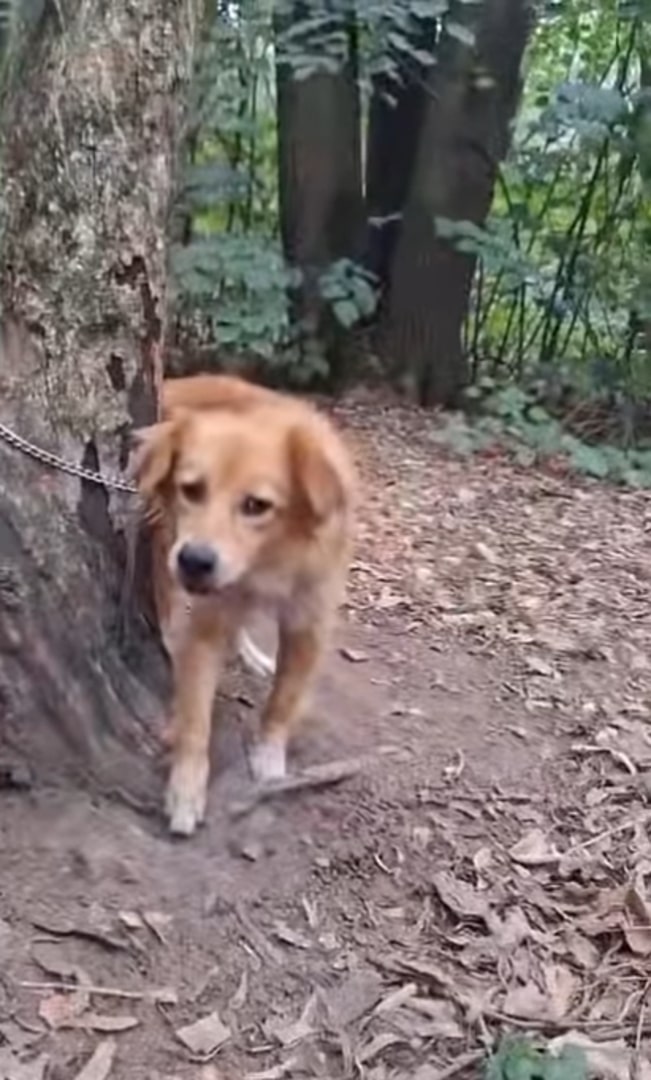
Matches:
[[132, 374, 356, 836]]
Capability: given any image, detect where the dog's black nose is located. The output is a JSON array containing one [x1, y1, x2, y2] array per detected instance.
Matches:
[[177, 542, 217, 582]]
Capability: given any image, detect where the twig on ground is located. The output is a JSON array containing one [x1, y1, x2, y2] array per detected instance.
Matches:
[[18, 981, 177, 1003], [229, 755, 372, 818], [234, 903, 285, 966], [431, 1051, 485, 1080], [563, 811, 651, 858]]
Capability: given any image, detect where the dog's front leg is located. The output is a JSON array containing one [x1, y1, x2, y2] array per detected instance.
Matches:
[[250, 617, 327, 783], [165, 613, 229, 836]]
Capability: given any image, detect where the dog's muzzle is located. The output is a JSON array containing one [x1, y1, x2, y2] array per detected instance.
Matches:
[[176, 542, 218, 593]]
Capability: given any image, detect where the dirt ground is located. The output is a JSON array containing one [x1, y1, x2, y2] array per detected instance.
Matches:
[[2, 392, 651, 1080]]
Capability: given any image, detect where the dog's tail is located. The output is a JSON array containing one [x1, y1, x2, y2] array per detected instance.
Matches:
[[237, 630, 276, 678]]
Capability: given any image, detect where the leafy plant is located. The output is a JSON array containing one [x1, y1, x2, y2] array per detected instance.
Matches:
[[171, 233, 292, 360], [318, 258, 379, 328], [171, 1, 390, 374], [434, 375, 651, 486], [486, 1037, 587, 1080], [432, 0, 651, 449]]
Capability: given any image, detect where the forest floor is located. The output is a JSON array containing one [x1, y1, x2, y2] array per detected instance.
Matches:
[[2, 390, 651, 1080]]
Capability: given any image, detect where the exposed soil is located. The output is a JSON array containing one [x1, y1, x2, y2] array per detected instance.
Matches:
[[2, 391, 651, 1080]]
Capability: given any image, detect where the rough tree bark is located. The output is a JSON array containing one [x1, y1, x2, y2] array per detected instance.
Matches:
[[364, 16, 438, 299], [275, 5, 363, 384], [383, 0, 531, 406], [0, 1, 199, 803]]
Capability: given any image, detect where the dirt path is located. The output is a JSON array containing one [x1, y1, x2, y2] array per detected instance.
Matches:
[[1, 394, 651, 1080]]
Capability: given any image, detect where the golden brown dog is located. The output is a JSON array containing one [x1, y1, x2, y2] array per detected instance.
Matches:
[[132, 374, 356, 836]]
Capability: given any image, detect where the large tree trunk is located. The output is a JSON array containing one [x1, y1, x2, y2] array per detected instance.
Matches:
[[364, 16, 438, 299], [0, 1, 198, 804], [382, 0, 531, 406], [275, 5, 363, 385]]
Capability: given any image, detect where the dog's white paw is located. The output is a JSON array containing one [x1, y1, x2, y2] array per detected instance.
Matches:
[[165, 757, 209, 836], [250, 739, 287, 783]]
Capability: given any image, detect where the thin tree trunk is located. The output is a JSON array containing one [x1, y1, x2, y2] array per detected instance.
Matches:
[[275, 5, 363, 385], [383, 0, 531, 406], [0, 0, 199, 804]]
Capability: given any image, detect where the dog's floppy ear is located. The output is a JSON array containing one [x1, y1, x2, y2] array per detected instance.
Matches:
[[289, 423, 347, 522], [130, 418, 180, 506]]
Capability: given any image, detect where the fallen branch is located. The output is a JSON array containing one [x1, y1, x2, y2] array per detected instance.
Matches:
[[234, 903, 285, 967], [230, 754, 372, 819], [18, 980, 177, 1004], [431, 1051, 485, 1080]]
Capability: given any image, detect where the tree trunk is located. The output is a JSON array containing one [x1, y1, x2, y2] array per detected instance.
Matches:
[[0, 0, 198, 805], [275, 6, 363, 385], [383, 0, 531, 406], [364, 17, 438, 298]]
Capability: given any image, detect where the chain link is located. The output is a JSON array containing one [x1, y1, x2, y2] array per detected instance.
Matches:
[[0, 419, 138, 494]]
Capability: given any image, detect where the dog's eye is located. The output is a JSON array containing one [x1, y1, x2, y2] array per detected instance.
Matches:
[[179, 479, 207, 504], [241, 494, 273, 518]]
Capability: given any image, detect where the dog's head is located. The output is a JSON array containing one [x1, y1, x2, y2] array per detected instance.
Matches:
[[132, 402, 351, 596]]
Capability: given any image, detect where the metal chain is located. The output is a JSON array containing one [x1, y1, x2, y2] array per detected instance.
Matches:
[[0, 419, 138, 494]]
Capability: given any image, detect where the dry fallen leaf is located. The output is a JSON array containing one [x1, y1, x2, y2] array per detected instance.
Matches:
[[622, 881, 651, 956], [142, 911, 173, 945], [0, 1022, 42, 1055], [525, 655, 555, 677], [268, 994, 317, 1048], [175, 1011, 231, 1057], [118, 911, 144, 932], [39, 989, 88, 1030], [472, 845, 493, 884], [474, 541, 498, 565], [229, 969, 248, 1012], [596, 720, 651, 773], [321, 971, 383, 1029], [579, 882, 651, 955], [245, 1059, 298, 1080], [502, 963, 576, 1023], [75, 1014, 139, 1033], [30, 943, 91, 985], [432, 870, 490, 923], [32, 914, 126, 952], [544, 963, 578, 1021], [72, 1038, 116, 1080], [273, 922, 311, 950], [510, 828, 561, 867], [199, 1069, 225, 1080], [0, 1049, 49, 1080], [534, 628, 578, 654], [549, 1031, 651, 1080], [502, 980, 548, 1020], [373, 983, 417, 1015], [491, 907, 533, 949], [564, 930, 600, 970], [339, 647, 369, 663], [357, 1032, 406, 1064], [579, 886, 629, 938], [404, 997, 464, 1039]]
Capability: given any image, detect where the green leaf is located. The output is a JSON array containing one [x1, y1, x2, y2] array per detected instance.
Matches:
[[333, 298, 360, 328], [568, 443, 610, 478], [486, 1038, 587, 1080]]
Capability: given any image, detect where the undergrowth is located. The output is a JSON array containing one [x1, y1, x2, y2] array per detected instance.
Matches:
[[434, 378, 651, 487]]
